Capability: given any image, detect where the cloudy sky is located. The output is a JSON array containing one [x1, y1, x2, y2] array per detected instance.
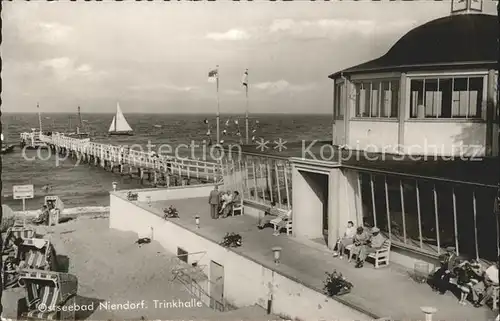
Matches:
[[2, 1, 495, 114]]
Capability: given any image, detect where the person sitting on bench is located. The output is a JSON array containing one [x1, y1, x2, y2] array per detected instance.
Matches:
[[430, 252, 457, 294], [472, 260, 499, 308], [333, 221, 355, 259], [258, 201, 278, 229], [353, 227, 386, 268], [221, 191, 240, 218]]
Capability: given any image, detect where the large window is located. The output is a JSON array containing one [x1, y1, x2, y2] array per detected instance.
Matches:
[[358, 171, 497, 261], [334, 83, 345, 120], [354, 80, 399, 118], [223, 153, 292, 210], [410, 76, 485, 119]]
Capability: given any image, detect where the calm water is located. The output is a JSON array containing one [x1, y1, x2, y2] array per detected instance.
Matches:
[[2, 113, 331, 210]]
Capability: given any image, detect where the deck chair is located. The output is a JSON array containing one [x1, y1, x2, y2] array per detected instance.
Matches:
[[3, 238, 57, 289], [2, 226, 36, 255], [17, 269, 78, 320]]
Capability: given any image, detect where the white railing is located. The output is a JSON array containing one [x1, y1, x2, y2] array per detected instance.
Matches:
[[37, 133, 221, 182]]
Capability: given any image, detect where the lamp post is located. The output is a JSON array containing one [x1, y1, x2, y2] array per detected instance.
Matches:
[[112, 182, 117, 192], [420, 306, 437, 321], [271, 247, 282, 265]]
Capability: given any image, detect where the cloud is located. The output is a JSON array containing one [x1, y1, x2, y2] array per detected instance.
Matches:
[[254, 80, 315, 94], [206, 29, 250, 41], [267, 18, 416, 40], [38, 57, 103, 81], [37, 22, 73, 44]]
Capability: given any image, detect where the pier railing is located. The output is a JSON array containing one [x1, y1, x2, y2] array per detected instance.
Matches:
[[38, 133, 222, 183]]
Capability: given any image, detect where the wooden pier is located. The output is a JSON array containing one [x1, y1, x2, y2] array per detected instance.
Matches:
[[27, 132, 221, 187]]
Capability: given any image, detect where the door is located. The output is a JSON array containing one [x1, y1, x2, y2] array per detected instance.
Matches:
[[209, 260, 224, 310]]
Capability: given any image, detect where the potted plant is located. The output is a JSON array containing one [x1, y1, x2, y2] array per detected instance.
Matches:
[[220, 233, 242, 248], [163, 205, 179, 219], [323, 270, 353, 296]]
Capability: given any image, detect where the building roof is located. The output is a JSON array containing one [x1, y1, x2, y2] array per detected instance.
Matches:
[[329, 14, 498, 79]]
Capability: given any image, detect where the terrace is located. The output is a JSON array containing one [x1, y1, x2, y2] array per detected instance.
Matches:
[[110, 186, 498, 321]]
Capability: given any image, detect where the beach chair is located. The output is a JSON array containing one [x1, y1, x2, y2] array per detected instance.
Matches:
[[3, 238, 58, 289], [44, 196, 64, 226], [2, 226, 36, 255], [17, 269, 78, 320]]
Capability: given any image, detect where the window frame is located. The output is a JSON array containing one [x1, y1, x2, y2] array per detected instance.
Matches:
[[351, 78, 400, 120], [407, 72, 488, 121]]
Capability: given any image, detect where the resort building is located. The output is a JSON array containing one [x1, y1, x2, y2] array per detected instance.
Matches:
[[331, 1, 498, 157]]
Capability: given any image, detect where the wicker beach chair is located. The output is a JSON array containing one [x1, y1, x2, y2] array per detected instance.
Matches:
[[17, 269, 78, 320], [2, 225, 36, 255], [3, 238, 58, 289]]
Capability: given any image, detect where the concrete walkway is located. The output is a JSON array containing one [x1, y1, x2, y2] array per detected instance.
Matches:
[[148, 197, 498, 321]]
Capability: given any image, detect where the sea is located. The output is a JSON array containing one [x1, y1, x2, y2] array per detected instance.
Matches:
[[2, 113, 331, 211]]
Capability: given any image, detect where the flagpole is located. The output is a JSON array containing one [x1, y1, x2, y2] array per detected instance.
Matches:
[[37, 102, 43, 134], [216, 67, 220, 145], [245, 84, 249, 145]]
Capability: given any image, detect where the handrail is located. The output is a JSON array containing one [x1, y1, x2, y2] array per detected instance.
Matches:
[[35, 132, 222, 181]]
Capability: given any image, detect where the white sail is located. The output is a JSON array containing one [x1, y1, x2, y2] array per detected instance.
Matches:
[[108, 116, 116, 132], [113, 102, 133, 132]]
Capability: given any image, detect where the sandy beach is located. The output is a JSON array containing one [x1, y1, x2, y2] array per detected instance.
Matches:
[[3, 215, 275, 320]]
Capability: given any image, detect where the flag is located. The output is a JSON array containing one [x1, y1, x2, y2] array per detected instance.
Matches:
[[242, 69, 248, 87], [208, 67, 218, 83]]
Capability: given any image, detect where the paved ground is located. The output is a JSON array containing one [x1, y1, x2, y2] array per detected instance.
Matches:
[[2, 215, 276, 321], [149, 197, 498, 321]]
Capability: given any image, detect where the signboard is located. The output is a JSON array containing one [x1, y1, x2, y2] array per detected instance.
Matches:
[[13, 185, 34, 200]]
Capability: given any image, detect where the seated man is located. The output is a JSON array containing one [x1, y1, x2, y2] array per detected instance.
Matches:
[[258, 202, 279, 229], [430, 252, 457, 294], [221, 191, 241, 218], [472, 260, 499, 308], [348, 226, 370, 263], [355, 227, 386, 268], [33, 205, 49, 225], [333, 221, 355, 259]]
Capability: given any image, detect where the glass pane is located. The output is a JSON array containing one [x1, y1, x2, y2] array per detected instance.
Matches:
[[424, 79, 439, 118], [387, 176, 405, 243], [380, 82, 391, 117], [364, 83, 371, 117], [453, 78, 468, 118], [373, 175, 389, 233], [418, 181, 438, 252], [355, 83, 362, 117], [401, 179, 421, 248], [360, 173, 374, 227], [410, 80, 424, 118], [455, 185, 477, 259], [435, 183, 456, 251], [468, 77, 483, 118], [439, 78, 453, 118], [371, 82, 381, 117], [390, 80, 399, 118], [474, 186, 497, 261]]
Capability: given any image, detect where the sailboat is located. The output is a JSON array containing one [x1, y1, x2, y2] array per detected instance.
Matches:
[[108, 102, 133, 136]]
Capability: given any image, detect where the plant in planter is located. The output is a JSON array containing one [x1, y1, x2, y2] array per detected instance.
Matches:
[[220, 233, 242, 248], [127, 191, 138, 201], [163, 205, 179, 219], [323, 270, 353, 297]]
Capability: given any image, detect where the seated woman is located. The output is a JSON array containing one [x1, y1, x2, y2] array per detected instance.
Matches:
[[472, 260, 499, 308], [221, 191, 241, 218], [348, 226, 370, 263], [219, 191, 233, 214], [454, 259, 481, 305], [33, 205, 50, 225], [333, 221, 355, 259]]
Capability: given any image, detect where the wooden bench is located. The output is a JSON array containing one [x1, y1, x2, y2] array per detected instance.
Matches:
[[345, 240, 391, 268], [231, 198, 243, 216], [270, 209, 292, 236]]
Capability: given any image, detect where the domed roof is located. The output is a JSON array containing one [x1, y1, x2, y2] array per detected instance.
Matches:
[[329, 14, 498, 78]]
